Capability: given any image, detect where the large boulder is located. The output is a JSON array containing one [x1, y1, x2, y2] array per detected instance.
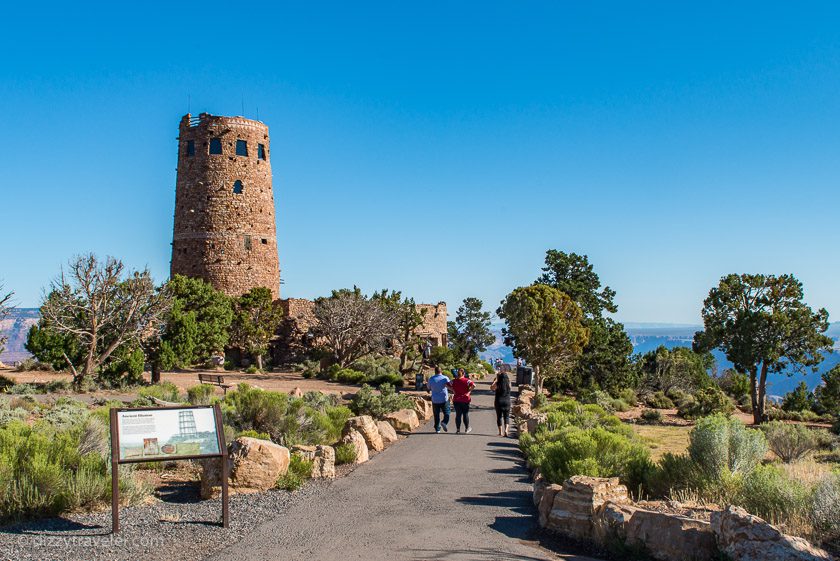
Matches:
[[512, 402, 533, 419], [546, 476, 629, 540], [340, 428, 369, 464], [526, 412, 548, 434], [292, 444, 336, 479], [201, 437, 290, 499], [407, 395, 433, 422], [383, 409, 420, 432], [623, 509, 717, 561], [712, 505, 831, 561], [538, 484, 564, 528], [376, 420, 399, 444], [344, 415, 384, 452]]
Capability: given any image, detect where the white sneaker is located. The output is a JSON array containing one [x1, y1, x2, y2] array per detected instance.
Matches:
[[466, 427, 473, 434]]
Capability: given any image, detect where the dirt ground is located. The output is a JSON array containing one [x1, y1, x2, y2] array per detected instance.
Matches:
[[0, 367, 366, 403]]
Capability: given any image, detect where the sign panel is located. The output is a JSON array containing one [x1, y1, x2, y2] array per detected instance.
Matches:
[[116, 407, 220, 462]]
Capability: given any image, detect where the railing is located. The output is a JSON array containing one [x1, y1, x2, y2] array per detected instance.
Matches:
[[189, 116, 202, 127]]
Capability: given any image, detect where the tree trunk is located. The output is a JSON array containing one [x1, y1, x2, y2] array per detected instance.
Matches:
[[534, 365, 543, 393], [756, 362, 769, 424], [151, 361, 161, 384], [749, 368, 759, 425], [256, 354, 263, 371]]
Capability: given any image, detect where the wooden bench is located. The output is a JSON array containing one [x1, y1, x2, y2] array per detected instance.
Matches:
[[198, 373, 232, 395]]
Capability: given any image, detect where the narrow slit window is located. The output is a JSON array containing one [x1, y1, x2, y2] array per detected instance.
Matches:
[[186, 140, 195, 156], [209, 138, 222, 155], [244, 235, 252, 250], [233, 180, 244, 194], [257, 143, 266, 160], [236, 139, 248, 156], [261, 238, 268, 244]]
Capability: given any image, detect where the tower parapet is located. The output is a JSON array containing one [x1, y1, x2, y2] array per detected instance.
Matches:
[[171, 113, 280, 298]]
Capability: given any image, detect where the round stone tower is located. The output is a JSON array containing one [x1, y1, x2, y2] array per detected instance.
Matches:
[[171, 113, 280, 298]]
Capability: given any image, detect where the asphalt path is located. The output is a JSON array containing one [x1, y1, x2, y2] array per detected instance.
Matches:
[[205, 380, 601, 561]]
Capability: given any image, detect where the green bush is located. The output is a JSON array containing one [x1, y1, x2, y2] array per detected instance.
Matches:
[[236, 429, 271, 440], [0, 399, 29, 426], [520, 399, 651, 491], [0, 418, 147, 522], [649, 452, 704, 498], [717, 370, 750, 400], [580, 389, 630, 413], [8, 384, 37, 395], [688, 414, 767, 481], [99, 347, 145, 387], [349, 384, 412, 419], [781, 381, 814, 413], [369, 372, 404, 387], [615, 388, 637, 406], [137, 382, 182, 403], [811, 474, 840, 539], [245, 365, 260, 374], [761, 421, 820, 463], [644, 391, 675, 409], [293, 360, 321, 379], [334, 442, 357, 465], [736, 464, 811, 525], [41, 398, 90, 429], [276, 454, 313, 491], [640, 409, 662, 424], [349, 355, 401, 380], [186, 384, 216, 405], [224, 384, 349, 447], [331, 368, 367, 385], [44, 379, 71, 393], [678, 386, 734, 419]]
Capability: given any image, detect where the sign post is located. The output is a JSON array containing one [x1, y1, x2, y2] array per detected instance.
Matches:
[[110, 403, 228, 533]]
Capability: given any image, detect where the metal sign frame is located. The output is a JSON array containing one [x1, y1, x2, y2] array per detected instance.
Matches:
[[109, 403, 229, 532]]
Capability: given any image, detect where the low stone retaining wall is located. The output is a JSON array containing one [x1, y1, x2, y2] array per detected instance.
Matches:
[[532, 472, 832, 561]]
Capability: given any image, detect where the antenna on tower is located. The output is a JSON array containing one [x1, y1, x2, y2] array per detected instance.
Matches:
[[188, 93, 191, 114]]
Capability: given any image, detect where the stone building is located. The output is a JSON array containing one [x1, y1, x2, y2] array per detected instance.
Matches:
[[170, 113, 280, 298], [274, 298, 448, 364]]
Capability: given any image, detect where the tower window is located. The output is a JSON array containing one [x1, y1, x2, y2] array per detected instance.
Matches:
[[244, 235, 252, 250], [233, 180, 244, 194], [236, 140, 248, 156], [186, 140, 195, 156], [261, 238, 267, 244], [209, 138, 222, 155], [258, 143, 266, 160]]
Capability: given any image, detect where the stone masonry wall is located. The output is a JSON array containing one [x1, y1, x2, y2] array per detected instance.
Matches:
[[171, 113, 280, 298]]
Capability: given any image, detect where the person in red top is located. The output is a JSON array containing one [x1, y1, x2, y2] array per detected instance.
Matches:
[[449, 368, 475, 434]]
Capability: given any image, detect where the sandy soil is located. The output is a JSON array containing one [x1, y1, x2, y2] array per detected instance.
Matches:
[[0, 367, 366, 403]]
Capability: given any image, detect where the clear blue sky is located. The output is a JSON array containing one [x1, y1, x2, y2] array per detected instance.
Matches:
[[2, 1, 839, 324]]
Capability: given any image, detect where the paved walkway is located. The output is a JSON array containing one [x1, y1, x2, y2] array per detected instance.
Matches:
[[206, 380, 600, 561]]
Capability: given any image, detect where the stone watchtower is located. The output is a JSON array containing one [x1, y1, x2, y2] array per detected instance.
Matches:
[[171, 113, 280, 298]]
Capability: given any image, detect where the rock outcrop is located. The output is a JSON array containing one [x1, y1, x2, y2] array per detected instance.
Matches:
[[292, 444, 336, 479], [622, 509, 717, 561], [376, 420, 399, 444], [383, 409, 420, 432], [201, 436, 290, 498], [407, 396, 433, 422], [344, 415, 384, 452], [711, 506, 832, 561], [340, 428, 369, 464], [546, 476, 629, 540]]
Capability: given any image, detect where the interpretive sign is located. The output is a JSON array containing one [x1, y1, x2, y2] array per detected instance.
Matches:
[[110, 404, 228, 532], [116, 407, 220, 461]]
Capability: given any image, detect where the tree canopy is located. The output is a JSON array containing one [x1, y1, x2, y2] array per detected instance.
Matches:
[[498, 284, 589, 391], [229, 287, 284, 371], [693, 273, 832, 424], [314, 287, 399, 367], [35, 254, 171, 387], [449, 297, 495, 361], [535, 250, 634, 392]]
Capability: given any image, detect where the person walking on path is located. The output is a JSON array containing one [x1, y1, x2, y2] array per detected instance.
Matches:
[[427, 366, 451, 433], [451, 368, 475, 434], [490, 370, 512, 437]]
